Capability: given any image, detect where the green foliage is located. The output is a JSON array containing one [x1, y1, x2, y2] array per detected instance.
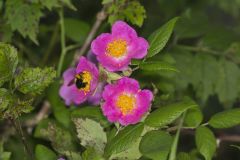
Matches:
[[147, 17, 178, 58], [195, 127, 217, 160], [38, 0, 76, 10], [71, 107, 109, 127], [64, 18, 90, 44], [82, 148, 104, 160], [107, 0, 146, 27], [172, 47, 240, 106], [73, 118, 107, 154], [35, 144, 57, 160], [104, 123, 144, 157], [208, 108, 240, 128], [145, 99, 197, 128], [139, 130, 173, 160], [14, 67, 56, 95], [140, 61, 179, 72], [177, 152, 191, 160], [0, 43, 18, 87], [184, 107, 203, 128], [5, 0, 43, 44], [0, 142, 11, 160], [47, 82, 71, 128]]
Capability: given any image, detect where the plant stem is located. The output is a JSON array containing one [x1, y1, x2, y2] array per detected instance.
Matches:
[[72, 9, 107, 65], [11, 118, 34, 160], [169, 112, 186, 160], [57, 8, 66, 77], [42, 23, 59, 65]]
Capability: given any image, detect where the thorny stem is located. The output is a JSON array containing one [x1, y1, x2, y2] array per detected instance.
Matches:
[[72, 8, 107, 65], [11, 118, 34, 160], [57, 8, 66, 77], [169, 112, 186, 160]]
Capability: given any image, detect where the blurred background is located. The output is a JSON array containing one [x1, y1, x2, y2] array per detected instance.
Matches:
[[0, 0, 240, 159]]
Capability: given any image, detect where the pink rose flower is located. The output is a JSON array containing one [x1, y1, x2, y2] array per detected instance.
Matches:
[[59, 56, 99, 105], [91, 21, 149, 72], [102, 77, 153, 126]]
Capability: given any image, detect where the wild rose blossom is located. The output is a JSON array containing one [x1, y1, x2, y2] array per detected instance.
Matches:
[[101, 77, 153, 126], [91, 21, 149, 72], [59, 56, 99, 105]]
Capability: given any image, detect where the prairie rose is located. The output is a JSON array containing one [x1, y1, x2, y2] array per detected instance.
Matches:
[[101, 77, 153, 125], [91, 21, 149, 72]]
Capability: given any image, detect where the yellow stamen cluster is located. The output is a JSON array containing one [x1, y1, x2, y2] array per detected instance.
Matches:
[[116, 94, 136, 115], [106, 39, 127, 58], [75, 71, 92, 93]]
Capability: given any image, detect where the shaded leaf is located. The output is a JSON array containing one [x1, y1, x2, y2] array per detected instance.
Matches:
[[73, 118, 107, 154], [139, 130, 173, 160], [215, 58, 240, 107], [5, 0, 43, 43], [184, 107, 203, 128], [35, 144, 57, 160], [177, 152, 191, 160], [195, 127, 217, 160], [65, 18, 90, 44]]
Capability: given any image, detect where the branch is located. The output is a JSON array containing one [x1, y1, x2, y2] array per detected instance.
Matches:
[[24, 100, 51, 128], [72, 8, 107, 65]]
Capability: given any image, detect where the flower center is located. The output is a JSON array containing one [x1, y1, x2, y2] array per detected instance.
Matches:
[[106, 39, 127, 58], [75, 71, 92, 93], [116, 93, 136, 115]]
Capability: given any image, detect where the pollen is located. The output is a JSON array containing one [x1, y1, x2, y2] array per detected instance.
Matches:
[[75, 71, 92, 93], [106, 39, 127, 58], [116, 93, 136, 115]]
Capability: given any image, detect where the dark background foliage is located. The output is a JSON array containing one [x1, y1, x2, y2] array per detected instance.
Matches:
[[0, 0, 240, 160]]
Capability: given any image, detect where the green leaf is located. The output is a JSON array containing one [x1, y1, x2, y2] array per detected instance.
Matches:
[[230, 145, 240, 150], [35, 144, 57, 160], [47, 82, 71, 128], [147, 17, 178, 58], [0, 88, 12, 111], [140, 61, 179, 72], [5, 0, 43, 44], [73, 118, 107, 154], [0, 43, 18, 87], [208, 108, 240, 128], [191, 54, 219, 103], [145, 99, 197, 128], [139, 130, 173, 160], [34, 119, 54, 140], [110, 138, 142, 160], [0, 141, 11, 160], [64, 18, 90, 44], [82, 148, 104, 160], [39, 0, 76, 10], [107, 0, 146, 27], [177, 152, 191, 160], [104, 123, 144, 157], [195, 127, 217, 160], [215, 58, 240, 107], [102, 0, 113, 4], [71, 107, 109, 127], [184, 107, 203, 128], [47, 122, 77, 154], [15, 67, 56, 95]]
